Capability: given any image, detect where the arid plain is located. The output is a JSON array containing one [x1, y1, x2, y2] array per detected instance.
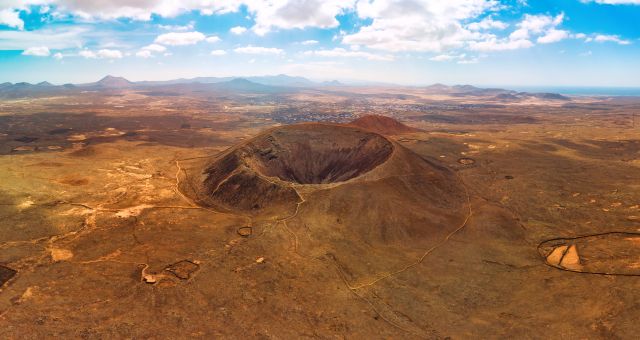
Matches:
[[1, 80, 640, 338]]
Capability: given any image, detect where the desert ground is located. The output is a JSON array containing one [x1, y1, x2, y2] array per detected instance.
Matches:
[[1, 84, 639, 338]]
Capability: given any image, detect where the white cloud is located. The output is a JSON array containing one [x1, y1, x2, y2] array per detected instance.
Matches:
[[467, 17, 508, 31], [79, 48, 122, 59], [537, 29, 570, 44], [300, 40, 319, 45], [457, 58, 479, 64], [230, 26, 247, 35], [135, 50, 153, 58], [158, 21, 195, 31], [468, 13, 567, 51], [304, 48, 394, 61], [469, 37, 534, 51], [510, 13, 564, 40], [247, 0, 355, 35], [97, 49, 123, 59], [342, 0, 498, 52], [210, 49, 227, 56], [0, 1, 354, 36], [78, 49, 96, 58], [53, 52, 64, 60], [155, 31, 205, 46], [429, 53, 465, 62], [22, 46, 51, 56], [19, 1, 241, 21], [429, 53, 479, 64], [586, 34, 631, 45], [0, 8, 23, 30], [234, 45, 284, 55], [135, 44, 166, 58], [142, 44, 166, 53], [205, 35, 221, 43]]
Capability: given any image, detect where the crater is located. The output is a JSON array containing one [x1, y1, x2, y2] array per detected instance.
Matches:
[[190, 123, 395, 215], [247, 124, 393, 184]]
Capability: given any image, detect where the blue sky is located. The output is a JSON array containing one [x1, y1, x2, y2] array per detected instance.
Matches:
[[0, 0, 639, 86]]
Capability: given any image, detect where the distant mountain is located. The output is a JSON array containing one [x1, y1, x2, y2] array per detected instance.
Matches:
[[207, 78, 289, 93], [92, 75, 133, 88], [246, 74, 315, 87], [422, 83, 571, 101], [138, 74, 316, 88], [0, 81, 74, 99], [0, 75, 572, 101], [322, 80, 344, 86]]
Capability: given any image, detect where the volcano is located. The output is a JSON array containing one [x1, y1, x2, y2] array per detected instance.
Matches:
[[182, 123, 468, 246]]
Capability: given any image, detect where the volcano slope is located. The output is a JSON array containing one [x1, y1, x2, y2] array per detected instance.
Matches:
[[182, 123, 469, 252], [178, 124, 493, 330]]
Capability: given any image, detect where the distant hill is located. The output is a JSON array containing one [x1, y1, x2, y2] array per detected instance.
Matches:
[[137, 74, 315, 88], [422, 83, 571, 101], [91, 75, 133, 88], [349, 115, 421, 135], [210, 78, 280, 92], [321, 80, 344, 86]]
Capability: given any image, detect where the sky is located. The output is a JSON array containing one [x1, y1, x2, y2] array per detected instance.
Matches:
[[0, 0, 639, 87]]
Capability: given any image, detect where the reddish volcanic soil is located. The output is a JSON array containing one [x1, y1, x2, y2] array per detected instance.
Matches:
[[349, 114, 421, 135]]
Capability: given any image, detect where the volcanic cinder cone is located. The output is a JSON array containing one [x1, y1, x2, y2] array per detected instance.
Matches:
[[185, 123, 468, 247]]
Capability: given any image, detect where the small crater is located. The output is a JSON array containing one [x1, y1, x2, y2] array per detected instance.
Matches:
[[457, 157, 476, 165], [237, 226, 253, 237]]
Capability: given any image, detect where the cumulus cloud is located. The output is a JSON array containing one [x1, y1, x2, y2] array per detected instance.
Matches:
[[53, 52, 64, 59], [97, 49, 122, 59], [0, 1, 354, 35], [155, 31, 205, 46], [158, 21, 195, 31], [205, 35, 221, 43], [537, 29, 570, 44], [468, 13, 567, 51], [79, 48, 122, 59], [22, 46, 51, 56], [136, 44, 167, 58], [467, 17, 508, 31], [300, 40, 319, 45], [135, 50, 153, 58], [0, 8, 23, 30], [247, 0, 354, 35], [586, 34, 631, 45], [210, 49, 227, 56], [342, 0, 497, 52], [429, 53, 465, 62], [15, 0, 241, 21], [230, 26, 247, 35], [509, 13, 565, 40], [303, 48, 394, 61], [468, 37, 534, 51], [430, 53, 479, 64], [234, 45, 284, 55], [142, 44, 166, 53], [78, 49, 96, 58]]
